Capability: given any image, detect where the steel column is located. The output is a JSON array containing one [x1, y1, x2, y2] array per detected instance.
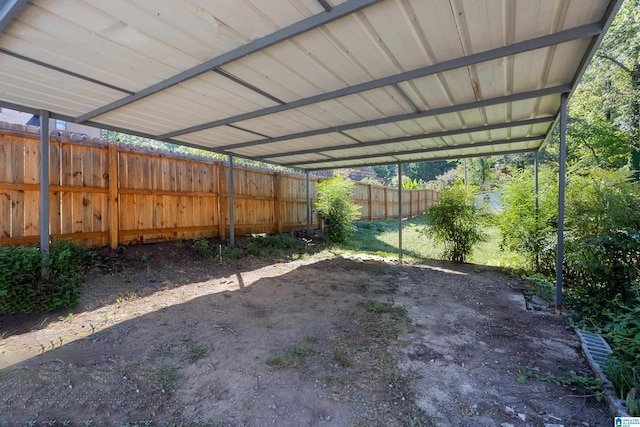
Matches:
[[306, 170, 312, 235], [463, 159, 467, 186], [39, 110, 50, 276], [555, 94, 569, 314], [228, 154, 235, 246], [534, 151, 540, 269], [534, 151, 540, 214], [398, 163, 403, 263]]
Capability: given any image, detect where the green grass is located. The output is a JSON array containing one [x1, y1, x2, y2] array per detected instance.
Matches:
[[338, 217, 527, 270]]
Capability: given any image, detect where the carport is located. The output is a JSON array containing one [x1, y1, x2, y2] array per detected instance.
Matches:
[[0, 0, 623, 312]]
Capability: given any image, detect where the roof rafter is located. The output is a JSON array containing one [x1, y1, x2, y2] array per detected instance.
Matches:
[[156, 23, 600, 141], [305, 147, 537, 170], [76, 0, 382, 123], [239, 116, 555, 163], [218, 85, 568, 153], [278, 136, 542, 166], [0, 0, 27, 33]]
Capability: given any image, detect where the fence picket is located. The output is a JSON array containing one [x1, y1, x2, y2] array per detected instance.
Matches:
[[0, 129, 437, 247]]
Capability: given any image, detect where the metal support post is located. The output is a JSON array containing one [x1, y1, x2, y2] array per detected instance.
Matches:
[[555, 94, 569, 314], [463, 158, 467, 186], [228, 154, 235, 246], [39, 110, 50, 276], [534, 151, 539, 216], [306, 170, 312, 235], [398, 162, 403, 263], [534, 150, 540, 269]]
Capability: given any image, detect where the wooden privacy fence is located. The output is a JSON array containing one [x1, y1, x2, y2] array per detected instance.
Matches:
[[0, 125, 438, 248]]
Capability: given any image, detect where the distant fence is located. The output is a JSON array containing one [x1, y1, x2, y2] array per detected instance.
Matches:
[[0, 125, 437, 248]]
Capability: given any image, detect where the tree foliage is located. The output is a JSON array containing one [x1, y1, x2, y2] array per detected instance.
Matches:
[[499, 168, 557, 270], [581, 0, 640, 178], [424, 181, 487, 262], [315, 175, 361, 243]]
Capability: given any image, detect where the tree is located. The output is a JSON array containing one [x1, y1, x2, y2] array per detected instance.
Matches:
[[315, 175, 361, 243], [405, 161, 455, 183], [423, 181, 487, 262], [589, 0, 640, 178]]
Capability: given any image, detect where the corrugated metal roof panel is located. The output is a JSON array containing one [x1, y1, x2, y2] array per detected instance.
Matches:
[[0, 0, 622, 170], [0, 55, 125, 116]]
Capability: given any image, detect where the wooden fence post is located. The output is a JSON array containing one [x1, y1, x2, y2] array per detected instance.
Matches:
[[275, 173, 283, 234], [409, 190, 413, 217], [368, 184, 373, 221], [108, 143, 119, 249]]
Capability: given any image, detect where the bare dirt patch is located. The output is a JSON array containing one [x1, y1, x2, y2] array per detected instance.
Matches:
[[0, 243, 609, 426]]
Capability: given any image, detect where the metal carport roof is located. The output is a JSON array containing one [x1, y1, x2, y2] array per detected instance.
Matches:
[[0, 0, 622, 170]]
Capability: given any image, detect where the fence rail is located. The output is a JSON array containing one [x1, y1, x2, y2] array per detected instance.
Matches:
[[0, 126, 438, 248]]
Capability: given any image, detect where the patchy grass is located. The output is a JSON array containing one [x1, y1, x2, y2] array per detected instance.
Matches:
[[339, 217, 527, 270]]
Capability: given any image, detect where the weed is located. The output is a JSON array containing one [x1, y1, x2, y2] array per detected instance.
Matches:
[[192, 238, 213, 259], [185, 342, 206, 363], [221, 245, 243, 260], [304, 334, 318, 343], [515, 367, 532, 384], [265, 352, 303, 369], [265, 343, 315, 369], [393, 305, 410, 324], [320, 373, 348, 386], [406, 411, 435, 427], [141, 252, 152, 276], [333, 349, 351, 367], [515, 366, 604, 400], [293, 343, 314, 356], [152, 365, 179, 393], [368, 303, 391, 313]]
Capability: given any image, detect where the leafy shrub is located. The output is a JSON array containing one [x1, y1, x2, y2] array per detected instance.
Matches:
[[536, 169, 640, 319], [0, 241, 88, 314], [315, 175, 361, 243], [192, 238, 212, 259], [499, 168, 557, 270], [423, 181, 487, 262], [601, 280, 640, 415]]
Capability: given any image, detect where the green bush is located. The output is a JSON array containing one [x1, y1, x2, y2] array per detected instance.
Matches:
[[0, 241, 88, 314], [423, 181, 487, 262], [315, 175, 361, 243], [601, 279, 640, 415], [499, 168, 557, 270], [502, 167, 640, 317], [192, 238, 212, 259], [536, 169, 640, 319]]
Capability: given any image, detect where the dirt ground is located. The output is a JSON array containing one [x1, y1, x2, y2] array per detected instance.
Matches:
[[0, 241, 610, 426]]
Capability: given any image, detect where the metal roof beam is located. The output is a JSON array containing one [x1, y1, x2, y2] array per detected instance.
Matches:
[[213, 69, 285, 105], [317, 0, 332, 12], [76, 0, 382, 123], [157, 23, 600, 140], [260, 117, 554, 165], [0, 0, 27, 33], [279, 136, 542, 166], [222, 86, 567, 153], [0, 48, 135, 94], [304, 148, 537, 170]]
